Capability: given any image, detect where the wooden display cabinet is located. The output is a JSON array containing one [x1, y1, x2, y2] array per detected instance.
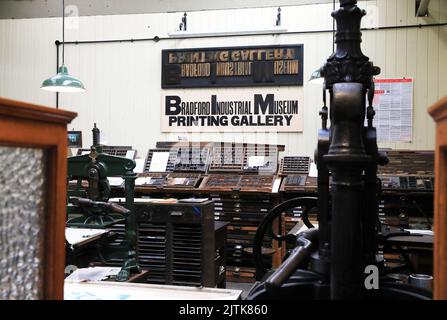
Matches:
[[0, 97, 76, 300], [428, 96, 447, 300]]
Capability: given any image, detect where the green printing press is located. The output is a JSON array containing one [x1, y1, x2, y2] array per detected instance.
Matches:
[[66, 124, 139, 281]]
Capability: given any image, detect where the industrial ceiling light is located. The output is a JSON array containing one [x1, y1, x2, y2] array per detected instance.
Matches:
[[41, 0, 85, 93]]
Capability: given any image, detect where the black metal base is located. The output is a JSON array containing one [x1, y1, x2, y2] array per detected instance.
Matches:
[[246, 270, 432, 300]]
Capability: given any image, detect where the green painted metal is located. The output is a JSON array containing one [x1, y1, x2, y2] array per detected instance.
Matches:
[[67, 137, 139, 281], [41, 65, 86, 93]]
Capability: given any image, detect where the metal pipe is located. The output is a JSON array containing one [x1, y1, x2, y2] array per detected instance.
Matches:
[[416, 0, 430, 17], [62, 0, 65, 65], [51, 15, 444, 111], [53, 22, 447, 47], [55, 40, 59, 108]]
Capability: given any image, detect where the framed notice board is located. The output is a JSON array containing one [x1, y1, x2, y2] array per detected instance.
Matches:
[[162, 45, 304, 88]]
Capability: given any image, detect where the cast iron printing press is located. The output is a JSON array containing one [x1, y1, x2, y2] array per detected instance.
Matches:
[[66, 124, 140, 281], [247, 0, 432, 300]]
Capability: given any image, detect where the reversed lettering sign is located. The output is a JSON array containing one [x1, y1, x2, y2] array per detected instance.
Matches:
[[162, 45, 304, 88], [161, 89, 304, 132]]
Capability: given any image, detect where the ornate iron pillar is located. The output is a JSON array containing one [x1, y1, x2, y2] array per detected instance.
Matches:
[[320, 0, 380, 299]]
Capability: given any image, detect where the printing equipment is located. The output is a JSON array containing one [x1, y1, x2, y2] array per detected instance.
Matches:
[[63, 0, 436, 300], [246, 0, 433, 300], [81, 137, 434, 287], [66, 132, 229, 288], [77, 145, 137, 159], [377, 150, 434, 230], [66, 124, 139, 282], [133, 199, 226, 287], [131, 141, 283, 283], [97, 198, 227, 288], [68, 128, 434, 293]]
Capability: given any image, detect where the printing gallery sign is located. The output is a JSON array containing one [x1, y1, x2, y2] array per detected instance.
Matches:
[[161, 45, 304, 88], [161, 89, 304, 132]]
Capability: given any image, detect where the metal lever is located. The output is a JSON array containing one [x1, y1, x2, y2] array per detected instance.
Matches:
[[264, 228, 318, 291], [69, 196, 131, 215]]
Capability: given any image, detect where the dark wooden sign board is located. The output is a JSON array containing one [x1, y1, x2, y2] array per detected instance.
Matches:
[[162, 44, 304, 88]]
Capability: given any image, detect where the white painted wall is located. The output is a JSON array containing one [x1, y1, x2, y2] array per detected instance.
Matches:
[[0, 0, 446, 158]]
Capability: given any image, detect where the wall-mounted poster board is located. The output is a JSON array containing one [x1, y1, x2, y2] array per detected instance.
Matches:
[[161, 89, 304, 133], [371, 78, 414, 142], [162, 45, 304, 88]]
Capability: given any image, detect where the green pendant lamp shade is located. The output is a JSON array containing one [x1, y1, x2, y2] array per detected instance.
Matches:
[[41, 65, 85, 92]]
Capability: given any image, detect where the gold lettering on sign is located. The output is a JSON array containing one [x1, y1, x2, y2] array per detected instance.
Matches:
[[169, 53, 177, 63], [256, 49, 266, 60], [265, 49, 274, 60], [168, 48, 298, 64], [190, 52, 206, 63], [249, 50, 256, 61], [219, 51, 229, 62], [216, 62, 252, 76], [240, 50, 250, 61], [274, 60, 299, 75], [231, 51, 241, 61], [181, 63, 211, 77]]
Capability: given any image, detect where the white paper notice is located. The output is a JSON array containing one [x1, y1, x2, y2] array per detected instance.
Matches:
[[134, 158, 145, 173], [248, 156, 265, 167], [125, 150, 136, 160], [65, 228, 109, 246], [149, 152, 170, 172], [65, 267, 121, 282], [173, 178, 186, 185], [107, 177, 124, 186], [370, 78, 413, 142], [309, 163, 318, 178], [271, 178, 282, 193]]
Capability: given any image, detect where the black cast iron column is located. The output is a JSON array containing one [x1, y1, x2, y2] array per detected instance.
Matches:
[[325, 82, 369, 299], [320, 0, 380, 299]]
